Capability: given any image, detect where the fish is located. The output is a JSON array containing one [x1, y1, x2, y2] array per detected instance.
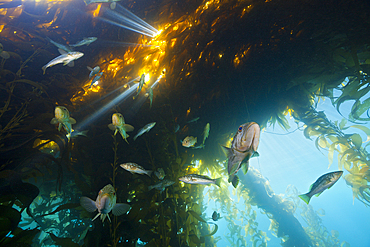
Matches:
[[182, 136, 197, 147], [50, 106, 76, 134], [133, 122, 156, 141], [83, 0, 120, 9], [89, 72, 103, 88], [80, 184, 131, 222], [133, 74, 145, 99], [222, 122, 260, 188], [212, 211, 222, 221], [87, 65, 100, 78], [299, 171, 343, 204], [120, 163, 152, 176], [70, 37, 97, 47], [42, 50, 84, 74], [178, 174, 222, 187], [191, 144, 205, 149], [145, 87, 153, 109], [108, 113, 134, 143], [46, 37, 74, 53], [148, 179, 175, 191], [202, 123, 210, 145], [174, 123, 180, 133], [66, 130, 88, 139], [154, 168, 165, 180], [186, 117, 200, 123]]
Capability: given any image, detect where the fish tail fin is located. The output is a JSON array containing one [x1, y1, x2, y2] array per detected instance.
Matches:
[[133, 135, 138, 141], [214, 177, 222, 187], [146, 170, 153, 177], [299, 194, 311, 204], [42, 65, 47, 75], [148, 185, 154, 190]]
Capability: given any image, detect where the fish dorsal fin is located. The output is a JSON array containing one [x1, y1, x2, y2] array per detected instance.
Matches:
[[58, 48, 67, 55], [69, 117, 76, 124], [112, 203, 131, 216], [309, 183, 314, 191]]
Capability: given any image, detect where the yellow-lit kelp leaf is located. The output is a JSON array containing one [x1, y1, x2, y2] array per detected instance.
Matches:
[[189, 230, 204, 245], [202, 222, 218, 237], [349, 133, 362, 149], [317, 136, 328, 149], [328, 142, 337, 168], [187, 210, 207, 223], [331, 229, 339, 238], [339, 118, 347, 130], [350, 125, 370, 142]]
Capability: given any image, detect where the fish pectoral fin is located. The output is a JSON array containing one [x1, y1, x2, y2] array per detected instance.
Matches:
[[69, 117, 76, 124], [240, 160, 250, 174], [251, 151, 259, 158], [50, 118, 59, 124], [221, 145, 233, 157], [80, 197, 97, 212], [108, 124, 116, 131], [123, 124, 134, 132], [66, 61, 75, 67], [112, 203, 131, 216]]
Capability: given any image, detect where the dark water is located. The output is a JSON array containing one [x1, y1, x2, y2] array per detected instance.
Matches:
[[0, 0, 369, 246]]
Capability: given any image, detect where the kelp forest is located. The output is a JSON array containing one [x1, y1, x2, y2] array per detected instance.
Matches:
[[0, 0, 369, 246]]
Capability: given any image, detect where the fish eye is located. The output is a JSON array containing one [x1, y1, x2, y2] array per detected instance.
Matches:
[[238, 126, 243, 132]]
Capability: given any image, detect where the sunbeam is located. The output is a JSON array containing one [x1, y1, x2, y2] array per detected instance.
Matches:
[[75, 83, 138, 130], [97, 17, 155, 37]]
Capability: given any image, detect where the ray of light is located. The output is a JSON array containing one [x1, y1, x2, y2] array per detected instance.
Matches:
[[115, 4, 158, 33], [104, 7, 157, 36], [97, 17, 154, 37], [75, 83, 138, 130]]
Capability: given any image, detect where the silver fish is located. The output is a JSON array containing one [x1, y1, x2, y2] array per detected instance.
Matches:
[[133, 122, 156, 141], [182, 136, 197, 147], [186, 117, 200, 123], [80, 184, 130, 222], [299, 171, 343, 204], [83, 0, 120, 9], [222, 122, 260, 188], [148, 179, 174, 191], [144, 87, 153, 109], [154, 168, 165, 180], [133, 74, 145, 99], [202, 123, 210, 145], [178, 174, 221, 187], [87, 65, 100, 78], [89, 72, 103, 88], [50, 106, 76, 134], [120, 163, 152, 176], [70, 37, 97, 47], [42, 50, 84, 74], [46, 37, 74, 53]]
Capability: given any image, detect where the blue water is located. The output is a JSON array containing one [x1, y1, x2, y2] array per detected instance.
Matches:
[[204, 96, 370, 246]]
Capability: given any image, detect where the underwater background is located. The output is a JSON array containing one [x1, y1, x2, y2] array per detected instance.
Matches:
[[0, 0, 370, 246]]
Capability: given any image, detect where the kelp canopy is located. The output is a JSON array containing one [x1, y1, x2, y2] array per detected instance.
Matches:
[[0, 0, 369, 246]]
